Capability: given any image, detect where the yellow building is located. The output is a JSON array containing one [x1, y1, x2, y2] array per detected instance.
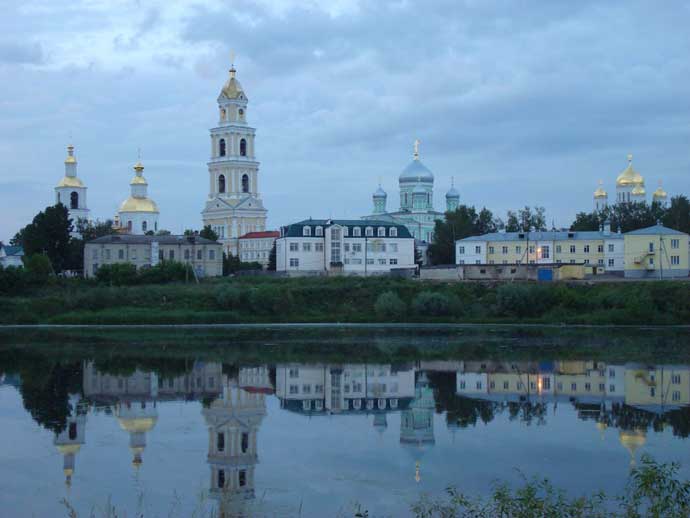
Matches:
[[623, 224, 689, 278], [624, 365, 690, 409]]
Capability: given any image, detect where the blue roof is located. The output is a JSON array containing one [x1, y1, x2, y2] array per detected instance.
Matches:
[[1, 245, 23, 256], [457, 230, 624, 242], [399, 159, 434, 183], [624, 224, 687, 236]]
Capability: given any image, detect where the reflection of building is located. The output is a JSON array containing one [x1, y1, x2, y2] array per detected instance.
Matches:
[[400, 372, 436, 483], [202, 367, 268, 511], [53, 396, 86, 486], [275, 364, 415, 415], [115, 399, 158, 468]]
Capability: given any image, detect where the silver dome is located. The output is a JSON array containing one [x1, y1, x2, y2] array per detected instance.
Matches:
[[399, 159, 434, 183]]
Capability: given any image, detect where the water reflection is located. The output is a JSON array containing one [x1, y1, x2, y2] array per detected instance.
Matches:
[[4, 355, 690, 515]]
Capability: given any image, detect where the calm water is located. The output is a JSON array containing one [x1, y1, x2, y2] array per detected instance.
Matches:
[[1, 327, 690, 517]]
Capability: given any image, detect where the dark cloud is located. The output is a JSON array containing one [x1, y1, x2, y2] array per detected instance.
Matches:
[[0, 41, 44, 65]]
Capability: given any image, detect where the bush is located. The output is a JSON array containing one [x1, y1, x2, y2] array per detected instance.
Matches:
[[95, 263, 138, 286], [214, 285, 248, 310], [137, 261, 192, 284], [0, 265, 27, 295], [374, 291, 407, 320], [412, 291, 457, 317], [249, 284, 294, 315], [495, 283, 557, 318], [23, 254, 54, 284]]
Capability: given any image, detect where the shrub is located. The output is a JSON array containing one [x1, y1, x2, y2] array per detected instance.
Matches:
[[249, 285, 294, 315], [137, 261, 192, 284], [214, 285, 248, 310], [95, 263, 138, 286], [374, 291, 407, 320], [412, 291, 457, 317], [495, 283, 557, 318], [23, 254, 54, 284], [0, 265, 27, 295]]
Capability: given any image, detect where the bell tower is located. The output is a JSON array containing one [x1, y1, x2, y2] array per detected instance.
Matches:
[[202, 55, 268, 256]]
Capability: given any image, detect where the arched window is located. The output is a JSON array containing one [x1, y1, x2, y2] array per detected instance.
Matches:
[[218, 174, 226, 193], [315, 226, 323, 237], [365, 227, 373, 237], [68, 422, 77, 440], [155, 221, 158, 231], [377, 227, 386, 237], [303, 226, 311, 236], [142, 221, 147, 232], [240, 138, 247, 156], [353, 227, 361, 237], [70, 191, 79, 209], [57, 193, 61, 204], [220, 108, 226, 121], [241, 174, 249, 193], [389, 227, 397, 237], [219, 138, 226, 157], [127, 221, 132, 231]]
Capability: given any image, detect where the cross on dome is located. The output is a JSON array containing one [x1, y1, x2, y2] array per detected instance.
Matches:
[[413, 139, 420, 160]]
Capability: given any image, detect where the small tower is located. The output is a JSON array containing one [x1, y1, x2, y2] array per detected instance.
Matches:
[[372, 184, 387, 215], [615, 154, 645, 204], [53, 399, 86, 487], [55, 144, 90, 233], [593, 180, 608, 211], [445, 177, 460, 212], [118, 159, 160, 234], [115, 399, 158, 470], [652, 181, 668, 207]]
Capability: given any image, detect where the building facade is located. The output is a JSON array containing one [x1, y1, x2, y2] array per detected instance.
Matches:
[[117, 161, 160, 235], [623, 224, 689, 278], [84, 234, 223, 278], [456, 223, 625, 273], [55, 144, 90, 232], [276, 219, 415, 275], [238, 230, 279, 267], [202, 61, 267, 257]]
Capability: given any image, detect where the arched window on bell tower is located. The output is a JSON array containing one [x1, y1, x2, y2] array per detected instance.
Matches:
[[219, 139, 226, 157], [242, 174, 249, 193], [70, 191, 79, 209], [240, 139, 247, 157], [218, 174, 226, 193]]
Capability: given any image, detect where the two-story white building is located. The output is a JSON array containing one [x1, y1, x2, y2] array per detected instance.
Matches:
[[238, 230, 279, 267], [276, 219, 415, 275]]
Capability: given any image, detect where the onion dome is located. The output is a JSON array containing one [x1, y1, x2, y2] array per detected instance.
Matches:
[[220, 64, 245, 99], [56, 144, 85, 187], [373, 185, 387, 198], [117, 415, 158, 433], [594, 180, 607, 198], [119, 161, 159, 213], [400, 139, 434, 183], [446, 177, 460, 199], [619, 429, 646, 466], [653, 181, 668, 201], [632, 184, 646, 196], [616, 154, 645, 186]]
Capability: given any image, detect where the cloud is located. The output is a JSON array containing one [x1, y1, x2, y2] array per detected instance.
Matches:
[[0, 41, 44, 65]]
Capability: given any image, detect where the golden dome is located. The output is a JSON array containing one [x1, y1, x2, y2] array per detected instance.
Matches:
[[117, 416, 158, 432], [220, 67, 244, 99], [119, 197, 159, 213], [130, 175, 148, 185], [56, 444, 82, 455], [65, 156, 76, 164], [619, 429, 646, 459], [64, 468, 74, 477], [616, 155, 645, 186], [594, 181, 607, 198], [632, 184, 646, 196], [57, 176, 84, 188], [653, 185, 667, 199]]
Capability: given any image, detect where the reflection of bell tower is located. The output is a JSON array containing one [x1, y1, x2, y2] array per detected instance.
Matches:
[[53, 397, 87, 487], [400, 372, 435, 482], [202, 367, 267, 512], [115, 400, 159, 469]]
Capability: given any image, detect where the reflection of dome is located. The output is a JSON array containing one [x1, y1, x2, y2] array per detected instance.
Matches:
[[619, 429, 646, 465], [56, 444, 82, 455], [616, 155, 645, 186], [400, 160, 434, 184], [117, 416, 158, 433]]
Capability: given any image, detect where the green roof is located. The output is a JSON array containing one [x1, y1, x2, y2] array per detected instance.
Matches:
[[281, 219, 413, 238]]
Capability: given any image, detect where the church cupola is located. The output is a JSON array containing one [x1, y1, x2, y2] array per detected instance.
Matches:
[[118, 159, 160, 234], [372, 185, 387, 214], [593, 180, 608, 211], [652, 181, 668, 207], [399, 140, 435, 211], [55, 143, 90, 233], [445, 177, 460, 212], [615, 154, 645, 204]]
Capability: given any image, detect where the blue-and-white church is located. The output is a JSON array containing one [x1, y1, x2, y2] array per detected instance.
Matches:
[[363, 140, 459, 259]]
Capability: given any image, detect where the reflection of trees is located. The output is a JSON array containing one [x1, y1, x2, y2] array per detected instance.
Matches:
[[507, 401, 547, 426], [92, 356, 191, 379], [427, 371, 498, 427], [596, 403, 690, 438]]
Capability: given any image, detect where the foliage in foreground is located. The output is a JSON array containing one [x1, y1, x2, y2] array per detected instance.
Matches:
[[408, 456, 690, 518]]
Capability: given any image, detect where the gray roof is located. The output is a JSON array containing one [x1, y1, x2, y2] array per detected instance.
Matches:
[[0, 245, 24, 256], [87, 234, 220, 245], [373, 186, 387, 197], [458, 230, 624, 243], [625, 223, 687, 236], [281, 219, 413, 238], [399, 159, 434, 183], [445, 186, 460, 198]]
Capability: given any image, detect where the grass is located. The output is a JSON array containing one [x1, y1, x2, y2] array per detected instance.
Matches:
[[1, 276, 690, 326]]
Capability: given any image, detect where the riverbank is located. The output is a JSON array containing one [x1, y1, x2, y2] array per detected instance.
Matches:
[[1, 276, 688, 325]]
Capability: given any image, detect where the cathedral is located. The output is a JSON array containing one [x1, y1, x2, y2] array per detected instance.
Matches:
[[592, 154, 669, 211], [202, 61, 268, 257], [363, 140, 458, 251]]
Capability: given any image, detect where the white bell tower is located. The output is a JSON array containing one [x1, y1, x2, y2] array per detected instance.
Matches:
[[55, 144, 90, 232]]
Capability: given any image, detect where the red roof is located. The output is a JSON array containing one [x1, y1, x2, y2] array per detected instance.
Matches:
[[239, 231, 280, 239]]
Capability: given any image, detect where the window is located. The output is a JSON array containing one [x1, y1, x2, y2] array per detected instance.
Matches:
[[105, 249, 111, 260], [598, 259, 604, 265], [142, 220, 148, 232], [127, 221, 132, 231], [673, 391, 681, 402], [584, 259, 590, 264], [289, 258, 299, 267], [118, 249, 124, 260], [390, 227, 397, 237], [239, 469, 247, 487], [649, 257, 654, 266], [303, 226, 311, 236], [570, 245, 576, 253], [242, 174, 249, 193], [672, 374, 681, 384], [290, 243, 299, 252], [671, 255, 680, 265], [476, 381, 482, 390], [219, 138, 226, 156], [556, 245, 562, 253], [314, 400, 323, 410], [197, 249, 202, 260], [302, 400, 311, 411], [502, 246, 508, 254], [344, 243, 350, 252], [217, 469, 225, 488], [571, 383, 577, 391], [458, 246, 465, 255], [516, 246, 522, 254], [649, 242, 654, 252], [610, 384, 615, 392], [217, 433, 225, 452], [353, 227, 362, 237], [315, 243, 324, 252], [597, 244, 604, 253], [475, 246, 481, 254], [315, 226, 323, 237], [365, 227, 373, 237], [218, 174, 225, 193], [303, 243, 311, 252], [378, 258, 386, 265], [459, 380, 466, 390], [378, 227, 386, 237], [289, 368, 299, 378], [315, 384, 323, 394], [92, 249, 98, 259], [209, 249, 215, 260], [503, 381, 509, 390], [585, 383, 591, 392], [608, 258, 614, 267], [671, 239, 680, 249], [70, 191, 79, 209], [609, 369, 616, 378], [302, 384, 311, 394], [366, 258, 374, 265], [390, 258, 398, 265], [608, 243, 615, 252], [352, 243, 362, 252], [184, 249, 190, 260], [330, 227, 342, 263], [584, 245, 590, 253], [599, 383, 605, 392], [488, 246, 495, 254], [289, 384, 299, 394], [540, 245, 550, 259], [650, 387, 656, 397], [528, 245, 535, 254]]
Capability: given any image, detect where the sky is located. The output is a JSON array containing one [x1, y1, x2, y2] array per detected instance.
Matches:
[[1, 0, 690, 241]]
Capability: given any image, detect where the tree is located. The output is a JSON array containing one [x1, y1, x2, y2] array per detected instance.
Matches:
[[155, 229, 171, 236], [199, 225, 219, 241], [662, 195, 690, 234], [267, 242, 277, 271], [65, 219, 117, 271], [14, 204, 72, 273], [570, 201, 669, 234], [506, 206, 547, 232], [428, 205, 498, 265]]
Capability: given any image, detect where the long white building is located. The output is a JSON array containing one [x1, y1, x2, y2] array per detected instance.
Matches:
[[276, 219, 415, 275]]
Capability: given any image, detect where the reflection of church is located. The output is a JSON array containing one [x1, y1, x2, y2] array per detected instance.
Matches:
[[202, 367, 268, 511], [400, 372, 436, 483], [53, 395, 87, 486]]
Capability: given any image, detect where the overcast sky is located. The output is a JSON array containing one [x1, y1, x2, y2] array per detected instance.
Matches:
[[2, 0, 689, 241]]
